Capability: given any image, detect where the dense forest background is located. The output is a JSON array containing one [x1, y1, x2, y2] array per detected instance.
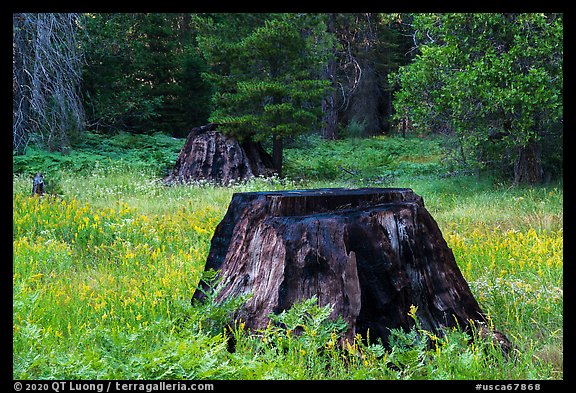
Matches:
[[12, 13, 563, 185]]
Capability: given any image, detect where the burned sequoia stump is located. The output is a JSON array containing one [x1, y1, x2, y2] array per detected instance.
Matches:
[[193, 188, 510, 349], [164, 123, 276, 185]]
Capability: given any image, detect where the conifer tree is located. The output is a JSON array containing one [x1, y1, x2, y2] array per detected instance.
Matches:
[[198, 13, 330, 176], [82, 13, 211, 136]]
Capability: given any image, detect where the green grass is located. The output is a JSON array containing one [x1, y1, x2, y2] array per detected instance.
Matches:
[[13, 132, 563, 380], [283, 133, 444, 181]]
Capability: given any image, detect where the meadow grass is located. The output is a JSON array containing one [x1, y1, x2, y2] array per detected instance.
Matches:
[[12, 133, 563, 380]]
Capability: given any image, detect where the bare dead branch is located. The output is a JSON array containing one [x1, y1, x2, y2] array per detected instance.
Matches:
[[13, 13, 85, 154]]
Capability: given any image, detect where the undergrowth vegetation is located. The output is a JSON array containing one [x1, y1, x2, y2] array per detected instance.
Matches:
[[13, 132, 562, 380]]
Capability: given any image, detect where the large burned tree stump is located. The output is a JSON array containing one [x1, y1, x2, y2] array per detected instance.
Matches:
[[193, 188, 510, 349], [164, 123, 276, 185]]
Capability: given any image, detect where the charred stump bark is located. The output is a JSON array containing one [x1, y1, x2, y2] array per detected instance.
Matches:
[[32, 172, 45, 196], [164, 123, 276, 185], [192, 188, 510, 350]]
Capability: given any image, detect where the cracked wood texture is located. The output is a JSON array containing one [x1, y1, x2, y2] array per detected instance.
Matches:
[[193, 188, 510, 349], [164, 123, 276, 185]]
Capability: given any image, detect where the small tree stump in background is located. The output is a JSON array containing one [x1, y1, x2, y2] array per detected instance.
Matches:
[[193, 188, 511, 351], [32, 173, 45, 196], [164, 123, 276, 185]]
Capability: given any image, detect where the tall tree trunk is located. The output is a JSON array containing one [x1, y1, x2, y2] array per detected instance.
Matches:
[[341, 13, 383, 137], [321, 89, 338, 140], [272, 135, 283, 178], [514, 140, 543, 185], [321, 13, 338, 140], [349, 63, 381, 136]]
